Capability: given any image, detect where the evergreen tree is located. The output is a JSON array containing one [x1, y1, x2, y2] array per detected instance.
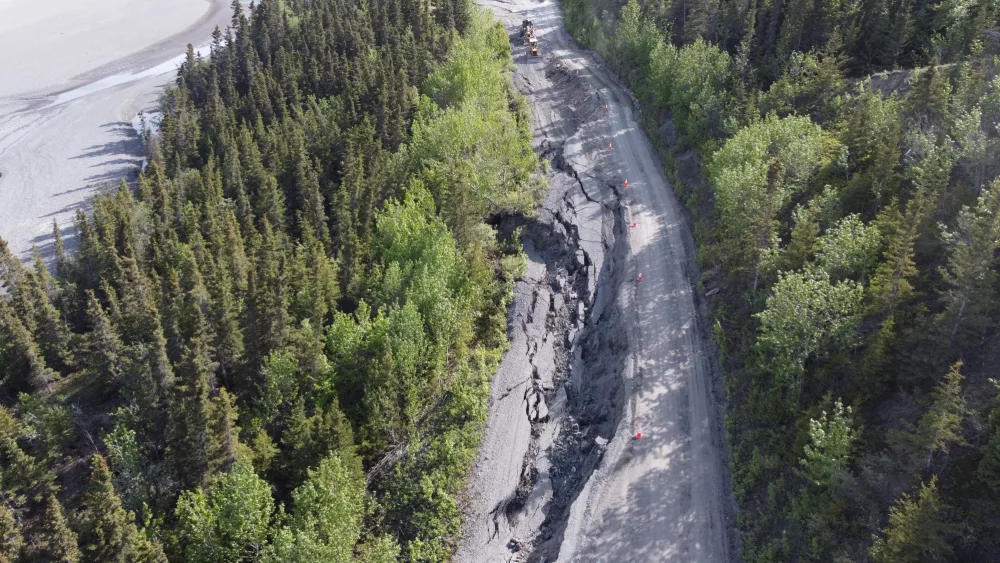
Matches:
[[34, 496, 80, 563], [0, 505, 22, 563], [870, 477, 953, 563], [23, 269, 72, 372], [0, 297, 57, 391], [777, 202, 821, 273], [52, 220, 67, 278], [75, 454, 145, 563], [914, 362, 967, 470], [167, 337, 219, 489], [209, 388, 240, 476], [279, 396, 358, 490], [979, 426, 1000, 493], [867, 196, 925, 315], [84, 290, 126, 390], [937, 180, 1000, 346]]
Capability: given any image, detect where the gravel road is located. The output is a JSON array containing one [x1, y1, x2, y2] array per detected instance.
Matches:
[[459, 1, 736, 561], [0, 0, 232, 261]]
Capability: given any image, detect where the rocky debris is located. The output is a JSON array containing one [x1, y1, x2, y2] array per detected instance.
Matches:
[[526, 389, 549, 422]]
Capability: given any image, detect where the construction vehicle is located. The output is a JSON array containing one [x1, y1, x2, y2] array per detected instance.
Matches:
[[522, 20, 535, 46], [529, 36, 540, 56]]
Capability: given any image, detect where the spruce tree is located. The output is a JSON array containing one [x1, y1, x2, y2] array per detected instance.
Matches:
[[937, 180, 1000, 346], [75, 454, 140, 563], [778, 202, 821, 273], [209, 388, 240, 475], [167, 337, 219, 489], [0, 297, 57, 391], [914, 362, 967, 470], [0, 505, 22, 562], [51, 220, 67, 278], [23, 269, 72, 371], [870, 477, 953, 563], [979, 422, 1000, 493], [867, 197, 923, 315], [34, 496, 80, 563], [84, 291, 125, 390]]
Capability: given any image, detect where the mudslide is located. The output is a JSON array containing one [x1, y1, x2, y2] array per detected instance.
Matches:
[[460, 1, 736, 561]]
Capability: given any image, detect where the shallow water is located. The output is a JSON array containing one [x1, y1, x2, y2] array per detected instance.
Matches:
[[47, 43, 212, 108]]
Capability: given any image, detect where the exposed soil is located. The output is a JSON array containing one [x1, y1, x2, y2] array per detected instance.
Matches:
[[458, 1, 737, 561]]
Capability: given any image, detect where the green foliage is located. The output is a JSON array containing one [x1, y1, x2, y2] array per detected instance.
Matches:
[[279, 396, 357, 490], [800, 400, 856, 488], [870, 477, 953, 563], [759, 47, 847, 123], [264, 454, 372, 562], [245, 352, 297, 436], [979, 408, 1000, 492], [75, 454, 164, 563], [816, 214, 883, 280], [35, 495, 80, 563], [755, 268, 863, 391], [837, 85, 903, 209], [0, 295, 58, 392], [166, 338, 219, 489], [17, 393, 74, 463], [646, 38, 733, 145], [866, 195, 928, 315], [709, 114, 840, 275], [614, 0, 662, 87], [398, 12, 543, 243], [775, 202, 822, 274], [910, 362, 967, 470], [174, 463, 274, 563], [0, 504, 23, 562], [1, 4, 535, 559], [937, 179, 1000, 345], [102, 410, 147, 512]]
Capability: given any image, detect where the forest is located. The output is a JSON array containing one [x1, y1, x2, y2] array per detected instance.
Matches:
[[560, 0, 1000, 560], [0, 0, 542, 561]]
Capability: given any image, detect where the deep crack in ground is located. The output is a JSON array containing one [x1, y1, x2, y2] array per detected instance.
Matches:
[[458, 4, 736, 562]]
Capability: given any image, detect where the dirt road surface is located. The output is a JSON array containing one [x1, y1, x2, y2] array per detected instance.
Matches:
[[0, 0, 232, 261], [460, 1, 735, 561]]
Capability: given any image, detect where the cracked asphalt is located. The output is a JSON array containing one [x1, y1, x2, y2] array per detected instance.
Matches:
[[458, 1, 736, 561]]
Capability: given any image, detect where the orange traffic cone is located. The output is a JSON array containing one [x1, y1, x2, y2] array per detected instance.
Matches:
[[624, 179, 629, 187], [637, 273, 643, 282]]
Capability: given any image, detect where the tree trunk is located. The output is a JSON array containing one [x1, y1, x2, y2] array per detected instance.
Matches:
[[949, 295, 967, 345], [764, 0, 784, 59]]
